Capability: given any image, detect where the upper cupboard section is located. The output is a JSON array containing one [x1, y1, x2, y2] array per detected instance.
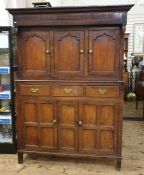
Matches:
[[18, 28, 121, 80]]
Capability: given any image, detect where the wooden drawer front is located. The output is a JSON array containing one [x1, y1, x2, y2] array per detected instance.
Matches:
[[19, 85, 50, 96], [86, 86, 119, 97], [52, 86, 84, 97]]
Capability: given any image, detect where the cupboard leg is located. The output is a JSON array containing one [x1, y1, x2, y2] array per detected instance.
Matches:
[[18, 152, 23, 164], [115, 159, 121, 171]]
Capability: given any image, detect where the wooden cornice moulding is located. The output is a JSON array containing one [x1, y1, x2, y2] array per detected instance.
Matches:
[[7, 5, 134, 27]]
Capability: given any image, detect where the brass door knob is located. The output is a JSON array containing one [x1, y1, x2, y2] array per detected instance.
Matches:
[[46, 49, 50, 54], [89, 49, 93, 53], [78, 121, 83, 126], [80, 49, 84, 53], [53, 119, 57, 124]]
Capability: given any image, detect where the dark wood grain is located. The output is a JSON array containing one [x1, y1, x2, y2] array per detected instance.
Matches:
[[9, 5, 134, 170]]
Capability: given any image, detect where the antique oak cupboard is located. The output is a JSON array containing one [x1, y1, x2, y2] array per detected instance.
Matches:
[[7, 5, 133, 170]]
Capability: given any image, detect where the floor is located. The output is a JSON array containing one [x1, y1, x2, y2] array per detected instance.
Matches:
[[0, 101, 144, 175], [124, 100, 143, 119], [0, 121, 144, 175]]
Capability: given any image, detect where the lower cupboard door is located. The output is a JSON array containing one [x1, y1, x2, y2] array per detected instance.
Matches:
[[79, 101, 118, 155], [39, 100, 57, 152], [57, 100, 78, 153], [21, 99, 57, 152]]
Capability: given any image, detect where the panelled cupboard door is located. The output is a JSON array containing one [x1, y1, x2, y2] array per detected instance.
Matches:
[[88, 30, 120, 80], [98, 103, 118, 154], [18, 29, 121, 80], [20, 98, 57, 152], [39, 100, 57, 151], [79, 101, 118, 155], [53, 31, 84, 77], [79, 102, 98, 154], [57, 101, 78, 153], [19, 31, 51, 78]]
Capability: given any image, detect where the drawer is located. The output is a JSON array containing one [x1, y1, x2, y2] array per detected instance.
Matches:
[[52, 86, 84, 97], [86, 86, 119, 97], [19, 85, 50, 96]]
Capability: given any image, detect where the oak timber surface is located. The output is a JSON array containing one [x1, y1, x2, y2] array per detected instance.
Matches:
[[7, 5, 133, 170]]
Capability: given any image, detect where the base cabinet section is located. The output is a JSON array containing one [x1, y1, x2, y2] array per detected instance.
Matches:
[[17, 97, 121, 157]]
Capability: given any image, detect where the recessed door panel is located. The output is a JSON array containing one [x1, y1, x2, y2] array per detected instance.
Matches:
[[61, 105, 75, 124], [20, 31, 50, 78], [98, 103, 118, 153], [39, 101, 57, 151], [41, 104, 54, 123], [53, 31, 84, 77], [92, 34, 115, 71], [24, 103, 37, 123], [88, 30, 120, 80], [82, 130, 97, 149], [58, 101, 78, 153], [99, 130, 114, 150], [82, 105, 97, 125], [100, 106, 114, 126], [61, 129, 75, 148], [41, 128, 55, 147], [25, 127, 38, 146], [25, 36, 46, 70], [79, 102, 98, 153]]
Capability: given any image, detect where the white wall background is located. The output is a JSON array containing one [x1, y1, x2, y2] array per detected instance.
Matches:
[[28, 0, 135, 7], [126, 5, 144, 57], [0, 1, 10, 26], [0, 0, 137, 25]]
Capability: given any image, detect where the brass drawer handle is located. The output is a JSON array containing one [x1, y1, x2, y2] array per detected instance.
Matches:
[[30, 88, 39, 93], [98, 89, 107, 95], [64, 88, 72, 94]]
